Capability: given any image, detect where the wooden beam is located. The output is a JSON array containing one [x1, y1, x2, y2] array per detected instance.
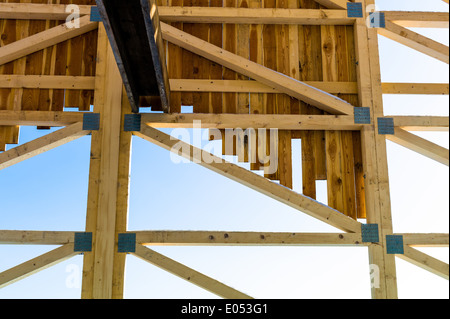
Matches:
[[0, 111, 83, 127], [134, 125, 362, 233], [377, 20, 449, 64], [400, 233, 449, 248], [81, 25, 124, 299], [132, 244, 253, 299], [0, 122, 89, 171], [0, 15, 98, 66], [161, 22, 355, 115], [158, 7, 354, 24], [169, 79, 358, 94], [134, 231, 366, 246], [0, 244, 78, 289], [390, 116, 449, 132], [0, 3, 91, 20], [443, 0, 449, 4], [0, 230, 74, 245], [398, 246, 449, 280], [141, 113, 362, 130], [384, 11, 449, 28], [386, 127, 449, 166], [0, 75, 95, 90], [382, 83, 449, 95], [313, 0, 348, 10]]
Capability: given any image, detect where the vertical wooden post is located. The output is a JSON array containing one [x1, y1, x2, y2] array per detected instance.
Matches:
[[81, 25, 131, 299], [353, 1, 398, 299]]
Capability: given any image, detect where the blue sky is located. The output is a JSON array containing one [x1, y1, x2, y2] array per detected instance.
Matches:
[[0, 0, 448, 299]]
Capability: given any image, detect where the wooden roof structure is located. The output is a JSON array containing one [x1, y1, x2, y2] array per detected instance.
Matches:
[[0, 0, 448, 299]]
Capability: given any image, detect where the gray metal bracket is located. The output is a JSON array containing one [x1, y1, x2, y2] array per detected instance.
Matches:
[[74, 232, 93, 253], [83, 113, 100, 131], [386, 235, 404, 254], [361, 224, 379, 243], [347, 2, 363, 18], [118, 233, 136, 253], [354, 107, 371, 124], [378, 117, 395, 135]]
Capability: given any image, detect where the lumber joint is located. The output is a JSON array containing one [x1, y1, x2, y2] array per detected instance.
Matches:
[[83, 113, 100, 131], [386, 235, 404, 255], [123, 114, 142, 132], [361, 224, 380, 243], [74, 232, 93, 253], [118, 233, 137, 253]]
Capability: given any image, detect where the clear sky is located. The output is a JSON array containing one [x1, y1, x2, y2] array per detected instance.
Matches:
[[0, 0, 448, 299]]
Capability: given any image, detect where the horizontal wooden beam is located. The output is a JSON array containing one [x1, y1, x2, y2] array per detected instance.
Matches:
[[134, 125, 362, 233], [0, 230, 74, 245], [134, 231, 366, 246], [400, 233, 449, 248], [382, 83, 449, 95], [169, 79, 358, 94], [0, 75, 95, 90], [378, 20, 449, 64], [390, 116, 449, 132], [0, 243, 78, 289], [0, 3, 91, 20], [384, 11, 449, 28], [158, 7, 353, 24], [0, 111, 83, 127], [161, 22, 354, 115], [386, 128, 449, 166], [398, 246, 449, 280], [313, 0, 348, 10], [0, 122, 90, 170], [142, 113, 363, 131], [0, 15, 98, 66], [132, 244, 253, 299]]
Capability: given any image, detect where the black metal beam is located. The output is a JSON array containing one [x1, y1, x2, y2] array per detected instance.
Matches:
[[96, 0, 170, 113]]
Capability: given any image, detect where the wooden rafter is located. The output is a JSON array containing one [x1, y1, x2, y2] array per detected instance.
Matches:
[[142, 113, 362, 130], [386, 128, 449, 166], [158, 6, 354, 24], [377, 20, 449, 64], [390, 116, 449, 132], [132, 244, 253, 299], [382, 83, 449, 95], [0, 111, 83, 127], [384, 11, 449, 28], [0, 75, 95, 90], [398, 246, 449, 280], [0, 244, 78, 289], [0, 3, 91, 20], [160, 22, 355, 115], [134, 231, 366, 246], [0, 15, 98, 66], [169, 79, 358, 94], [0, 122, 90, 171], [401, 233, 449, 248], [134, 125, 362, 233], [0, 230, 74, 245]]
